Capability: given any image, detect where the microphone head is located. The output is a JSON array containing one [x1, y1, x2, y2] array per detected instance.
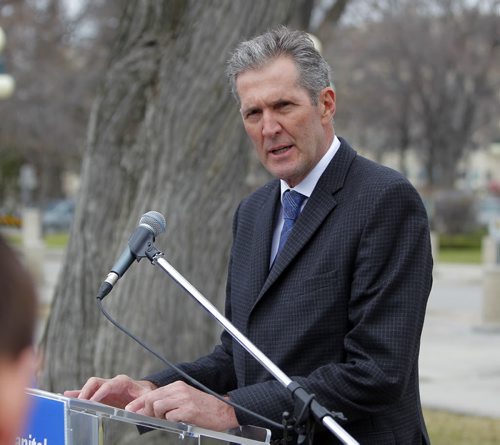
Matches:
[[139, 211, 166, 237]]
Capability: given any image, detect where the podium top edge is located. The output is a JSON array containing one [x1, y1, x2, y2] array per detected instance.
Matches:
[[26, 388, 271, 445]]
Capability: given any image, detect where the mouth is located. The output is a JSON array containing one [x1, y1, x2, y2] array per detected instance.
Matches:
[[269, 144, 293, 155]]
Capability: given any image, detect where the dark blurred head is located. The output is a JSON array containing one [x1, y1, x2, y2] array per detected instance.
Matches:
[[0, 234, 37, 445], [0, 234, 37, 358]]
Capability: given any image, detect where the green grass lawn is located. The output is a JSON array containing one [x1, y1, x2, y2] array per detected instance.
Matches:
[[424, 409, 500, 444], [2, 231, 69, 249], [437, 230, 484, 264], [43, 232, 69, 248], [438, 247, 482, 264]]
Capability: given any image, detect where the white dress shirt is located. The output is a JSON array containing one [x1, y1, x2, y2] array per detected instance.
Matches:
[[270, 135, 341, 266]]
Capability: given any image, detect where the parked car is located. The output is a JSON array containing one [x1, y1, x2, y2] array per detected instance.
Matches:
[[42, 199, 75, 233]]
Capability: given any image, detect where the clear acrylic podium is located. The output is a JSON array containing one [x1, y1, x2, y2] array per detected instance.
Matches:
[[25, 388, 271, 445]]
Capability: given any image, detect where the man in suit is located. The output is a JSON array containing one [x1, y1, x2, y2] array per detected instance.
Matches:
[[68, 27, 432, 444]]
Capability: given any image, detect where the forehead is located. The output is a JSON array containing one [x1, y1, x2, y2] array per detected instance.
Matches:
[[236, 57, 308, 107]]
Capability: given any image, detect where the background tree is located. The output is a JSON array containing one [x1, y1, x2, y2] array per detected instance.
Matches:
[[0, 0, 121, 205], [322, 0, 500, 189]]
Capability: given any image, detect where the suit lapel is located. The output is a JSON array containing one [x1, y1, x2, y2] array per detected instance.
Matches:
[[246, 182, 280, 308], [252, 140, 357, 308]]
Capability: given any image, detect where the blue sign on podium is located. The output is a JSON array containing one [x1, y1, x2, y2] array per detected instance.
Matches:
[[17, 391, 67, 445]]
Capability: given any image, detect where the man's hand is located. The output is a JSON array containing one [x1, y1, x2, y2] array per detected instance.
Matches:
[[125, 381, 239, 432], [64, 374, 157, 409]]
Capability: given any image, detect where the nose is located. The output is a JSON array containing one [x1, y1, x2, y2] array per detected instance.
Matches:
[[261, 111, 281, 138]]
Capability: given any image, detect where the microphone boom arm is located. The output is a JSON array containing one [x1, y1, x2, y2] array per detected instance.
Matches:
[[145, 247, 359, 445]]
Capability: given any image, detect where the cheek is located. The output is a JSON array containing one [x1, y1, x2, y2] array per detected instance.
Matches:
[[243, 124, 262, 145]]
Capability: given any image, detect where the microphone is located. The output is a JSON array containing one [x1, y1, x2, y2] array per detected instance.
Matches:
[[97, 211, 166, 300]]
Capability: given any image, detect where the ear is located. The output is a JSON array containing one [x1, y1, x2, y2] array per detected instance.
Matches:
[[319, 87, 336, 124]]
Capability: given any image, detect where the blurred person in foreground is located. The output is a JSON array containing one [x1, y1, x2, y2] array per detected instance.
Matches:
[[67, 27, 433, 444], [0, 235, 37, 445]]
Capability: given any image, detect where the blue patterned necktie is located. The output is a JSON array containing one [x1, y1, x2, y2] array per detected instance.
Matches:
[[276, 190, 307, 258]]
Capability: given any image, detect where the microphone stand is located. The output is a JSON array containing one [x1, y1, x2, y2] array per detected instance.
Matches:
[[141, 245, 359, 445]]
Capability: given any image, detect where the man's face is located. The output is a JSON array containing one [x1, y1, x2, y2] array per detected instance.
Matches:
[[236, 56, 336, 187]]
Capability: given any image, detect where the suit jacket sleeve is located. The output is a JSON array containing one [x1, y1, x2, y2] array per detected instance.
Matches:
[[228, 178, 432, 428]]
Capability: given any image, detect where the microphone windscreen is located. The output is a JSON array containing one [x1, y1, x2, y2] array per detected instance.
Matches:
[[139, 211, 166, 237]]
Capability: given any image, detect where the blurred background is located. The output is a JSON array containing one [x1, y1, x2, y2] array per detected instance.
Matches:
[[1, 0, 499, 255], [1, 0, 499, 444]]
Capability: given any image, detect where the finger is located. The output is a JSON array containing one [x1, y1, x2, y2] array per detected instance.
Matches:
[[164, 407, 185, 423], [130, 388, 178, 418], [89, 381, 116, 403], [152, 397, 176, 419], [137, 394, 157, 418], [78, 377, 105, 400], [64, 390, 81, 398], [130, 397, 159, 418], [125, 396, 145, 413]]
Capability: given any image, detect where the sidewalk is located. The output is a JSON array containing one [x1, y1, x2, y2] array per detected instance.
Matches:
[[39, 254, 500, 418], [420, 263, 500, 418]]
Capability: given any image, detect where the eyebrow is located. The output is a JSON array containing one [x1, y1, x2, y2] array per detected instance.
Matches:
[[241, 98, 295, 115]]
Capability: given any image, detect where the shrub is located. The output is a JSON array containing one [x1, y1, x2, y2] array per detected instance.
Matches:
[[432, 190, 478, 235]]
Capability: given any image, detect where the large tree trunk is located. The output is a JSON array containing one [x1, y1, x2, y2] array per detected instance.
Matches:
[[40, 0, 305, 399]]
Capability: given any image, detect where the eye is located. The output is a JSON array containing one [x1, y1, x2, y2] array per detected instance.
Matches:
[[275, 101, 293, 111], [244, 109, 261, 120]]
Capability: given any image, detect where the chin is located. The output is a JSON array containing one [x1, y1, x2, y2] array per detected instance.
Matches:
[[268, 166, 297, 183]]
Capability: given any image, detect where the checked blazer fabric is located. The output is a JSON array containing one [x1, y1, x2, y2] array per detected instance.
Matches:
[[146, 138, 433, 445]]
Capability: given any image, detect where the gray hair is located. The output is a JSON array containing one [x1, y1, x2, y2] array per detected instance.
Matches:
[[226, 26, 332, 105]]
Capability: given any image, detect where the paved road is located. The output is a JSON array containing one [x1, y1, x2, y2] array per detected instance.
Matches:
[[39, 254, 500, 418]]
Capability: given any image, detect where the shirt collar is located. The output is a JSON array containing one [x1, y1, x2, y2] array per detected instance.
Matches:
[[280, 135, 341, 199]]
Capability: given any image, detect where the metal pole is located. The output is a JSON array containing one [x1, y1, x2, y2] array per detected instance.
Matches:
[[155, 256, 292, 387]]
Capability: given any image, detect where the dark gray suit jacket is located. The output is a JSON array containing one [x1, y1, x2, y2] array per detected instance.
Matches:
[[147, 138, 433, 444]]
